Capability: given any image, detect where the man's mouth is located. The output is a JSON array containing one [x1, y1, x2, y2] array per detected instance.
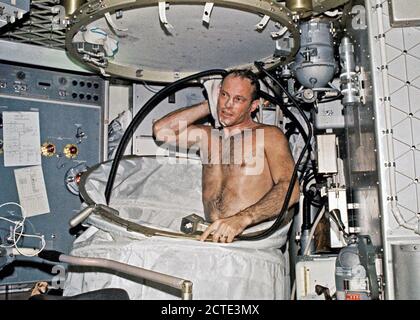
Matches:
[[221, 110, 233, 117]]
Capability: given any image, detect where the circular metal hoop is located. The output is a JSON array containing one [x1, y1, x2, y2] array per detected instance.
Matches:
[[65, 0, 300, 82], [78, 155, 265, 240], [78, 155, 201, 239]]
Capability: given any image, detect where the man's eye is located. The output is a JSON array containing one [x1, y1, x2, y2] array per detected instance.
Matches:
[[221, 92, 227, 97], [234, 97, 243, 103]]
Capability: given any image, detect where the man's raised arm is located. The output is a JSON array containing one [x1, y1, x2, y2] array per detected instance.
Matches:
[[152, 100, 211, 148]]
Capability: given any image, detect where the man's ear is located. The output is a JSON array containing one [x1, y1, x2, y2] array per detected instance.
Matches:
[[250, 99, 260, 113]]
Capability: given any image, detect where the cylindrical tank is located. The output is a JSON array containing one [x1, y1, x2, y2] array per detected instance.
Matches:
[[292, 20, 337, 88], [339, 37, 359, 105], [392, 244, 420, 300], [60, 0, 86, 16], [286, 0, 313, 13], [339, 37, 355, 76]]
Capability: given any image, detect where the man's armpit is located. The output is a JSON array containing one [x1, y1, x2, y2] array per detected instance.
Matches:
[[186, 125, 208, 149]]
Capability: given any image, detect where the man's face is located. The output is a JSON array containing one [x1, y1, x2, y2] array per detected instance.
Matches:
[[217, 75, 258, 127]]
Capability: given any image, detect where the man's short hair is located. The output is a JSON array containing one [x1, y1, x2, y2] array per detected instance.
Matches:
[[222, 69, 260, 101]]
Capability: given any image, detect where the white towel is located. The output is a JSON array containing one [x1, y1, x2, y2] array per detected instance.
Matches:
[[203, 78, 222, 128]]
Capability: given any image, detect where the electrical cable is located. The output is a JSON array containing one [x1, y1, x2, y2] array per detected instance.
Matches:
[[0, 202, 45, 256], [257, 72, 308, 142], [302, 193, 313, 231], [0, 202, 26, 248], [302, 173, 323, 207], [259, 91, 308, 142], [141, 81, 161, 93], [302, 173, 315, 191], [0, 202, 25, 215], [258, 82, 313, 181]]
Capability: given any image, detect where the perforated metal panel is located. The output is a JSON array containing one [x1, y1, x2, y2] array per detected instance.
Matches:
[[367, 0, 420, 299], [371, 0, 420, 238]]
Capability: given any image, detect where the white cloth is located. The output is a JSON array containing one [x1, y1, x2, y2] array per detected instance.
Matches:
[[82, 27, 119, 57], [63, 156, 291, 299], [203, 78, 222, 128], [107, 110, 132, 159]]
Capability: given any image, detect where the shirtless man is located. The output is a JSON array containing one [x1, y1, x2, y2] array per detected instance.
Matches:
[[153, 69, 299, 243]]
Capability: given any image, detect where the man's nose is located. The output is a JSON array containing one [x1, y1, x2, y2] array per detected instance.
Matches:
[[224, 97, 233, 108]]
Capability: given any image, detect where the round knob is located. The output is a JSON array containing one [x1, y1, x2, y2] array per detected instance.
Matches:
[[64, 144, 79, 159], [16, 71, 26, 80], [58, 77, 67, 85], [41, 142, 56, 157]]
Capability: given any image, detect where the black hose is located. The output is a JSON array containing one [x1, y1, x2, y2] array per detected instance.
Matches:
[[302, 170, 325, 207], [302, 191, 314, 231], [304, 186, 323, 207], [105, 69, 228, 204], [257, 79, 312, 178], [302, 172, 315, 193], [257, 75, 309, 142], [238, 62, 313, 241], [259, 91, 308, 142]]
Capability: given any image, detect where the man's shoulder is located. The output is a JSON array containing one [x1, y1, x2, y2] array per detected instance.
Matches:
[[254, 124, 289, 153], [254, 124, 286, 139]]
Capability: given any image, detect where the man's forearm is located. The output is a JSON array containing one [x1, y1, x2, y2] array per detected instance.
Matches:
[[237, 180, 299, 226], [153, 100, 210, 138]]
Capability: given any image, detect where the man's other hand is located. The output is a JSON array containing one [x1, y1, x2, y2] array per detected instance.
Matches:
[[199, 215, 250, 243]]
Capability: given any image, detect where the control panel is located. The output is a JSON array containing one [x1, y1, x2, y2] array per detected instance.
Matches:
[[0, 64, 104, 105], [0, 62, 104, 286]]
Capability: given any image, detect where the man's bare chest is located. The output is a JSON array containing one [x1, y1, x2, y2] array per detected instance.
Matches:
[[200, 130, 264, 167]]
